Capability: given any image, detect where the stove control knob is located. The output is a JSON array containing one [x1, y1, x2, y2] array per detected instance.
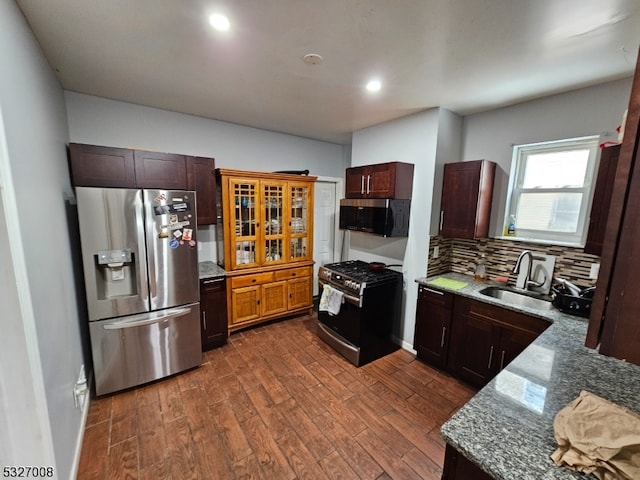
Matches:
[[354, 283, 360, 291]]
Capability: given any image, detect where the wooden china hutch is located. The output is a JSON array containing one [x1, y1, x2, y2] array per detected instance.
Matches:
[[216, 169, 316, 332]]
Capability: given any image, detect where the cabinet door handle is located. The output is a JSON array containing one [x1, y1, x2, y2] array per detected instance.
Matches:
[[202, 311, 207, 330], [500, 350, 506, 371], [487, 345, 494, 369], [361, 175, 365, 194], [366, 175, 371, 194], [440, 211, 444, 231], [440, 326, 446, 348], [423, 287, 444, 296]]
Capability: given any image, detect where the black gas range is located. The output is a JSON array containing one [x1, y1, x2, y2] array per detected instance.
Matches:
[[317, 260, 403, 366]]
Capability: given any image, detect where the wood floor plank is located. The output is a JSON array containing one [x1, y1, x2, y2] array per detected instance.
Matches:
[[276, 430, 330, 480], [180, 386, 215, 442], [355, 427, 420, 480], [77, 420, 110, 480], [164, 416, 200, 480], [309, 383, 367, 436], [157, 376, 185, 422], [306, 361, 354, 401], [109, 410, 137, 446], [78, 314, 477, 480], [251, 364, 291, 404], [279, 374, 327, 419], [245, 384, 291, 440], [241, 414, 297, 480], [345, 396, 414, 457], [138, 427, 167, 470], [232, 453, 270, 480], [137, 402, 163, 434], [210, 398, 253, 463], [193, 431, 236, 479], [276, 398, 335, 461], [402, 446, 443, 480], [106, 436, 138, 480], [382, 409, 446, 466], [313, 411, 383, 480], [85, 396, 112, 427], [318, 450, 360, 480], [364, 363, 416, 399]]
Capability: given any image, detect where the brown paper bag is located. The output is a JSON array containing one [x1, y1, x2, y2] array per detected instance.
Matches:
[[551, 390, 640, 480]]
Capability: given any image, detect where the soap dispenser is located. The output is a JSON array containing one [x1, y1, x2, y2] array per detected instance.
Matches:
[[474, 253, 487, 282]]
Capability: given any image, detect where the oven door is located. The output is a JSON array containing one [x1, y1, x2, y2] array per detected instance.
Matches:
[[317, 280, 362, 345]]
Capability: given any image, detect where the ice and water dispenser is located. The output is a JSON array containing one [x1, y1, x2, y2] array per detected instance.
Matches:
[[94, 248, 137, 299]]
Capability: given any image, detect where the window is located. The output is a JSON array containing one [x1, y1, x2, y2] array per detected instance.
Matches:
[[504, 136, 600, 245]]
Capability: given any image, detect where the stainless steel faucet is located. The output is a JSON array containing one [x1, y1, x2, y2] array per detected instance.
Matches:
[[513, 250, 546, 291]]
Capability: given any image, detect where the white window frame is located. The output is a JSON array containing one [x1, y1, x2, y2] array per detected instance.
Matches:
[[503, 135, 600, 246]]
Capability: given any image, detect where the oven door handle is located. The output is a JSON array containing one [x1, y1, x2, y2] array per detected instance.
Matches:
[[319, 279, 361, 307]]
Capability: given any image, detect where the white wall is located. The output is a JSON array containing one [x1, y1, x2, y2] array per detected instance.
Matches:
[[65, 92, 349, 261], [462, 77, 633, 237], [351, 109, 441, 348], [431, 109, 463, 234], [1, 2, 86, 479]]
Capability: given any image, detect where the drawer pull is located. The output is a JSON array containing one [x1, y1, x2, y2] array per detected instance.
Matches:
[[423, 287, 444, 296], [440, 326, 446, 348], [252, 278, 257, 283], [488, 345, 494, 369]]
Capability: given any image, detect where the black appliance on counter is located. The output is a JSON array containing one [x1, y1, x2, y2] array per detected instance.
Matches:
[[317, 260, 402, 366], [339, 198, 411, 237]]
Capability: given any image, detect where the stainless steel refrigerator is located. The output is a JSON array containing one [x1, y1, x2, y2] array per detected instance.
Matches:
[[76, 187, 201, 395]]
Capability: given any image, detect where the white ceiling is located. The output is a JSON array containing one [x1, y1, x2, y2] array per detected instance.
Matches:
[[15, 0, 640, 145]]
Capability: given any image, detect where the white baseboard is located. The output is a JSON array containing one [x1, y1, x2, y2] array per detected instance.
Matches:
[[68, 372, 92, 480]]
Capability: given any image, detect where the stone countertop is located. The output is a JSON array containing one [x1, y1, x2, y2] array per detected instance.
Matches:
[[416, 273, 640, 479], [198, 261, 226, 280]]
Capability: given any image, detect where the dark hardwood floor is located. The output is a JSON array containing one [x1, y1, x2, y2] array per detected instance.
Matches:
[[77, 313, 476, 479]]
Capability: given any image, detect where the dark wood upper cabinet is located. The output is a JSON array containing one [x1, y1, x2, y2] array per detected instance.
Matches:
[[584, 144, 621, 256], [587, 48, 640, 366], [69, 144, 218, 226], [133, 150, 187, 189], [345, 161, 414, 199], [68, 143, 136, 188], [440, 160, 496, 239], [186, 156, 217, 225]]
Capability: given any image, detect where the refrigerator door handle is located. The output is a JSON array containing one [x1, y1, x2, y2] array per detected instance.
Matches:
[[102, 306, 192, 330]]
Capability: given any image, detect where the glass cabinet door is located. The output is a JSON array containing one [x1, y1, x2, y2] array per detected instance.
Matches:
[[289, 182, 311, 261], [262, 181, 285, 266], [230, 178, 259, 268]]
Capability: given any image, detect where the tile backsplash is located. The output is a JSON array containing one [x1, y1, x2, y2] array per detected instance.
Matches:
[[427, 236, 599, 288]]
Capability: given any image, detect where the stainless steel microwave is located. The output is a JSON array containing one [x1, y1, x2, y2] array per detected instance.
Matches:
[[339, 198, 411, 237]]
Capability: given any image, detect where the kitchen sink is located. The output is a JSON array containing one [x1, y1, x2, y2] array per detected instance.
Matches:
[[478, 286, 554, 311]]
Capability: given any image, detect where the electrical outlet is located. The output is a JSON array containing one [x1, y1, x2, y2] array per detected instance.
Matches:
[[433, 246, 439, 258], [589, 263, 600, 279]]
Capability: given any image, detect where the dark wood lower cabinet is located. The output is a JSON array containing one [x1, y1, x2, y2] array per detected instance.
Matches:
[[200, 277, 228, 350], [414, 285, 453, 369], [442, 444, 492, 480], [414, 288, 550, 388]]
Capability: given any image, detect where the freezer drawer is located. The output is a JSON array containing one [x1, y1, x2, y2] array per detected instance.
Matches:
[[89, 303, 202, 395]]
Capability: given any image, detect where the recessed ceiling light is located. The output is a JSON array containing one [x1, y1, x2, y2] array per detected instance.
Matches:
[[209, 13, 230, 31], [366, 79, 381, 92]]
